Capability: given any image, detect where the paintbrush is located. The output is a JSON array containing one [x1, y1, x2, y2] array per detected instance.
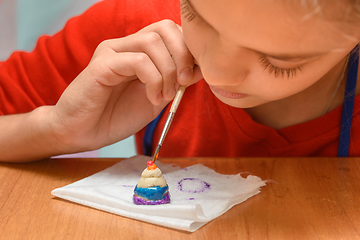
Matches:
[[152, 85, 187, 163]]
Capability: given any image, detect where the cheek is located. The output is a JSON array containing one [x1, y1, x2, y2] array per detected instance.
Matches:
[[251, 54, 349, 101], [255, 79, 307, 100], [182, 23, 204, 61], [253, 71, 324, 102]]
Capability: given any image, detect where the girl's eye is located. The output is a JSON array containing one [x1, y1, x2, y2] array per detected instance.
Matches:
[[180, 0, 199, 22], [259, 56, 302, 78]]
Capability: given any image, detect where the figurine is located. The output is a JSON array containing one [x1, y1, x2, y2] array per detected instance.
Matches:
[[133, 161, 170, 205]]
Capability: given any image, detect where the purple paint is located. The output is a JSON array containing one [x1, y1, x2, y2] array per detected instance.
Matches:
[[178, 178, 210, 193], [122, 185, 134, 187], [189, 198, 195, 200], [133, 193, 170, 205]]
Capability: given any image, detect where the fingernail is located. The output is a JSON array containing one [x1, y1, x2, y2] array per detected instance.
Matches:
[[179, 67, 193, 83]]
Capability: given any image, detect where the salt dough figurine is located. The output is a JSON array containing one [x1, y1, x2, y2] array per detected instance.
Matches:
[[133, 161, 170, 205]]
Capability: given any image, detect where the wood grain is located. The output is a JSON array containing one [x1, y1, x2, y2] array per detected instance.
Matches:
[[1, 157, 360, 239]]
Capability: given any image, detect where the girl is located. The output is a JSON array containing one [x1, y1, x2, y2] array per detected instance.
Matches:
[[1, 0, 359, 161]]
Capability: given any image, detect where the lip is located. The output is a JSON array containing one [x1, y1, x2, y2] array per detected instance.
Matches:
[[209, 85, 248, 99]]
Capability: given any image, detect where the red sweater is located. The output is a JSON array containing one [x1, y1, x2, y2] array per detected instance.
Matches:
[[1, 0, 360, 157], [137, 79, 360, 157]]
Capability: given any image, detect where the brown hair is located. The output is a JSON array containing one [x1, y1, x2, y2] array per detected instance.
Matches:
[[286, 0, 360, 36]]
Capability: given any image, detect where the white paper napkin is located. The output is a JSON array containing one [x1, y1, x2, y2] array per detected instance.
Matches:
[[51, 155, 266, 232]]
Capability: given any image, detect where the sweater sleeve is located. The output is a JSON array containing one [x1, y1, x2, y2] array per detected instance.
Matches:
[[0, 0, 127, 115], [0, 0, 181, 115], [0, 0, 181, 156]]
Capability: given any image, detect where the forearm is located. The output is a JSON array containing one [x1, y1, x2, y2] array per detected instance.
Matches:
[[0, 106, 68, 162]]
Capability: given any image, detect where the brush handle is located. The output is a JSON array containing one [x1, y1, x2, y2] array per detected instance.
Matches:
[[153, 85, 187, 163], [170, 85, 187, 113]]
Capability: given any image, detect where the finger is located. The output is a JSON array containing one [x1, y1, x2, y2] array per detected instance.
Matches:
[[103, 33, 177, 101], [108, 20, 196, 97], [91, 51, 168, 106], [130, 31, 177, 101], [145, 20, 196, 85]]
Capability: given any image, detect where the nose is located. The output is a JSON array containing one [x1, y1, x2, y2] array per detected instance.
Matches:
[[199, 42, 253, 86]]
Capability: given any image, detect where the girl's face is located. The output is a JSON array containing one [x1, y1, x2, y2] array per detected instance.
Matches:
[[181, 0, 359, 108]]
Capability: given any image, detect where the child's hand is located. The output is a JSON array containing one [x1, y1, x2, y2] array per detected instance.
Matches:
[[47, 20, 202, 153]]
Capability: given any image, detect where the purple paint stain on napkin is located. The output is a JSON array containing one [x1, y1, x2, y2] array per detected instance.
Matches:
[[178, 178, 210, 194]]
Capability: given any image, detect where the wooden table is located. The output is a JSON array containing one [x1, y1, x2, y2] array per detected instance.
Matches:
[[1, 157, 360, 239]]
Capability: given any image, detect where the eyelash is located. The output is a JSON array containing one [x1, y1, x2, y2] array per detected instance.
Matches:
[[180, 0, 200, 22], [259, 56, 302, 78]]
